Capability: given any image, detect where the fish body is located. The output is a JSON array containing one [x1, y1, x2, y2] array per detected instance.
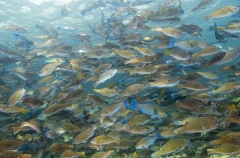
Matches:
[[148, 6, 184, 20], [192, 44, 221, 58], [133, 46, 155, 56], [61, 150, 85, 158], [100, 101, 124, 116], [94, 69, 118, 88], [73, 125, 97, 144], [128, 100, 166, 118], [203, 6, 239, 21], [39, 62, 61, 77], [8, 88, 26, 106], [213, 24, 240, 34], [94, 88, 118, 97], [195, 71, 218, 80], [151, 27, 182, 38], [169, 39, 198, 50], [151, 138, 188, 157], [91, 150, 115, 158], [178, 81, 209, 91], [136, 133, 162, 149], [174, 116, 218, 134], [112, 48, 137, 59], [149, 76, 180, 88], [129, 65, 158, 75], [207, 143, 240, 155], [165, 49, 191, 60], [176, 98, 202, 110], [210, 82, 240, 96], [204, 51, 226, 68], [4, 25, 26, 33], [39, 38, 62, 48], [43, 103, 72, 116], [192, 0, 214, 12], [91, 135, 119, 146], [117, 84, 146, 99]]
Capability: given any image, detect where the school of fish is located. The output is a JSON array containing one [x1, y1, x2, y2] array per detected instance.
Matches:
[[1, 0, 240, 157]]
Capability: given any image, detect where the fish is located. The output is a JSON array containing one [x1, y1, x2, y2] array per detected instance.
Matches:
[[151, 138, 189, 157], [195, 70, 218, 80], [203, 6, 239, 21], [4, 25, 27, 33], [61, 6, 71, 16], [94, 88, 118, 97], [91, 135, 120, 146], [100, 100, 125, 116], [61, 150, 86, 158], [129, 65, 158, 75], [165, 49, 191, 60], [93, 69, 118, 88], [8, 88, 26, 106], [204, 51, 226, 68], [112, 48, 137, 59], [173, 116, 218, 134], [148, 76, 180, 88], [210, 82, 240, 96], [116, 84, 146, 99], [213, 22, 227, 43], [192, 0, 214, 12], [133, 46, 155, 56], [169, 38, 198, 50], [151, 27, 183, 38], [127, 100, 167, 118], [91, 150, 115, 158], [192, 44, 221, 58], [38, 62, 62, 77], [135, 133, 162, 149], [207, 143, 240, 155], [73, 125, 97, 144]]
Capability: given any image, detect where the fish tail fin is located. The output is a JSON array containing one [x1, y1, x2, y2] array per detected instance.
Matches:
[[229, 104, 237, 111], [123, 100, 129, 108], [114, 138, 121, 145], [209, 26, 216, 31], [203, 16, 210, 22], [169, 38, 175, 48], [13, 33, 20, 39], [165, 50, 172, 55], [12, 127, 20, 135], [208, 91, 214, 98], [20, 108, 28, 114], [192, 7, 197, 12], [93, 82, 98, 88], [191, 53, 198, 59], [149, 27, 155, 31], [173, 127, 182, 135], [129, 99, 137, 109], [171, 93, 177, 99], [81, 10, 86, 16]]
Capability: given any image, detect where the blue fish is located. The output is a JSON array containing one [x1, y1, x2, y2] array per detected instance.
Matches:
[[13, 33, 31, 51], [124, 100, 167, 118]]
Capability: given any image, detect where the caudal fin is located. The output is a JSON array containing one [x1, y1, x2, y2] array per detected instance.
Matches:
[[169, 38, 175, 48]]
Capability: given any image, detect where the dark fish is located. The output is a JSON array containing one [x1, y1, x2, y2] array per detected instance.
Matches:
[[213, 22, 227, 43], [61, 6, 71, 16], [192, 0, 214, 12], [204, 51, 226, 68]]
